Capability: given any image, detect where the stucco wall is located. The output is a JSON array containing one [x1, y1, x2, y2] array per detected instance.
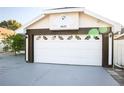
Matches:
[[27, 12, 111, 30]]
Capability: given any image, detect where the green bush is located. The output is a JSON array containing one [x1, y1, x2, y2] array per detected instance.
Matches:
[[2, 34, 25, 55]]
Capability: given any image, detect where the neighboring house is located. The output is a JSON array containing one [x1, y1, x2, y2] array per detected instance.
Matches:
[[0, 27, 15, 52], [16, 7, 122, 67], [114, 32, 124, 67]]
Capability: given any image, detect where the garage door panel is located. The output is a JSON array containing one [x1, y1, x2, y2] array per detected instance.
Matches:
[[34, 56, 101, 65], [35, 57, 101, 65], [34, 35, 102, 66], [35, 47, 101, 56]]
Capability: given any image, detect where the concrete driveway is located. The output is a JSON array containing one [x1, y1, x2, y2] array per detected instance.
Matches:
[[0, 54, 119, 86]]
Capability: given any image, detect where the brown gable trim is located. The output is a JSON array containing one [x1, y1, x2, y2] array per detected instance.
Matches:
[[28, 34, 34, 63], [102, 33, 109, 67]]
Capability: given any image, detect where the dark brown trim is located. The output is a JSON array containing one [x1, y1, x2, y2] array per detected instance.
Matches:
[[27, 28, 91, 35], [28, 34, 30, 63], [32, 35, 34, 62], [102, 33, 109, 67], [28, 34, 34, 63], [27, 27, 112, 35]]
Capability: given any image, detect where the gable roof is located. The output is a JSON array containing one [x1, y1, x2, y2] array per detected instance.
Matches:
[[16, 7, 122, 34]]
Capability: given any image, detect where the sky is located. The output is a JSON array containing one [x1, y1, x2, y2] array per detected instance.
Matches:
[[0, 0, 124, 25], [0, 7, 50, 25]]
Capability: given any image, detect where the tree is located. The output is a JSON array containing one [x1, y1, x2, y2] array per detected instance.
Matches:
[[0, 20, 22, 31], [2, 34, 25, 55]]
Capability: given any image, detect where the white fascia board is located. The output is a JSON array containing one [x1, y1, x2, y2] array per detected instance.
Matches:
[[15, 14, 46, 34], [84, 9, 122, 33], [114, 33, 124, 39], [24, 14, 46, 29], [43, 7, 84, 14]]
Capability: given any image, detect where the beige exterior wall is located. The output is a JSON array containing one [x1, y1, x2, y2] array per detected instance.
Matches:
[[79, 13, 111, 28], [49, 12, 79, 30], [27, 12, 111, 30], [27, 15, 49, 29]]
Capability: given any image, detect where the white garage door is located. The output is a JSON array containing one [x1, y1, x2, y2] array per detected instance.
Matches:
[[34, 35, 102, 66]]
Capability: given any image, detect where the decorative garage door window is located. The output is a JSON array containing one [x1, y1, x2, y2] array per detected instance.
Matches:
[[75, 35, 81, 40], [85, 27, 108, 40], [35, 27, 107, 41], [67, 35, 73, 40], [85, 29, 100, 40], [36, 35, 41, 40], [35, 35, 102, 40], [51, 36, 56, 40], [58, 36, 64, 40], [43, 36, 48, 40]]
